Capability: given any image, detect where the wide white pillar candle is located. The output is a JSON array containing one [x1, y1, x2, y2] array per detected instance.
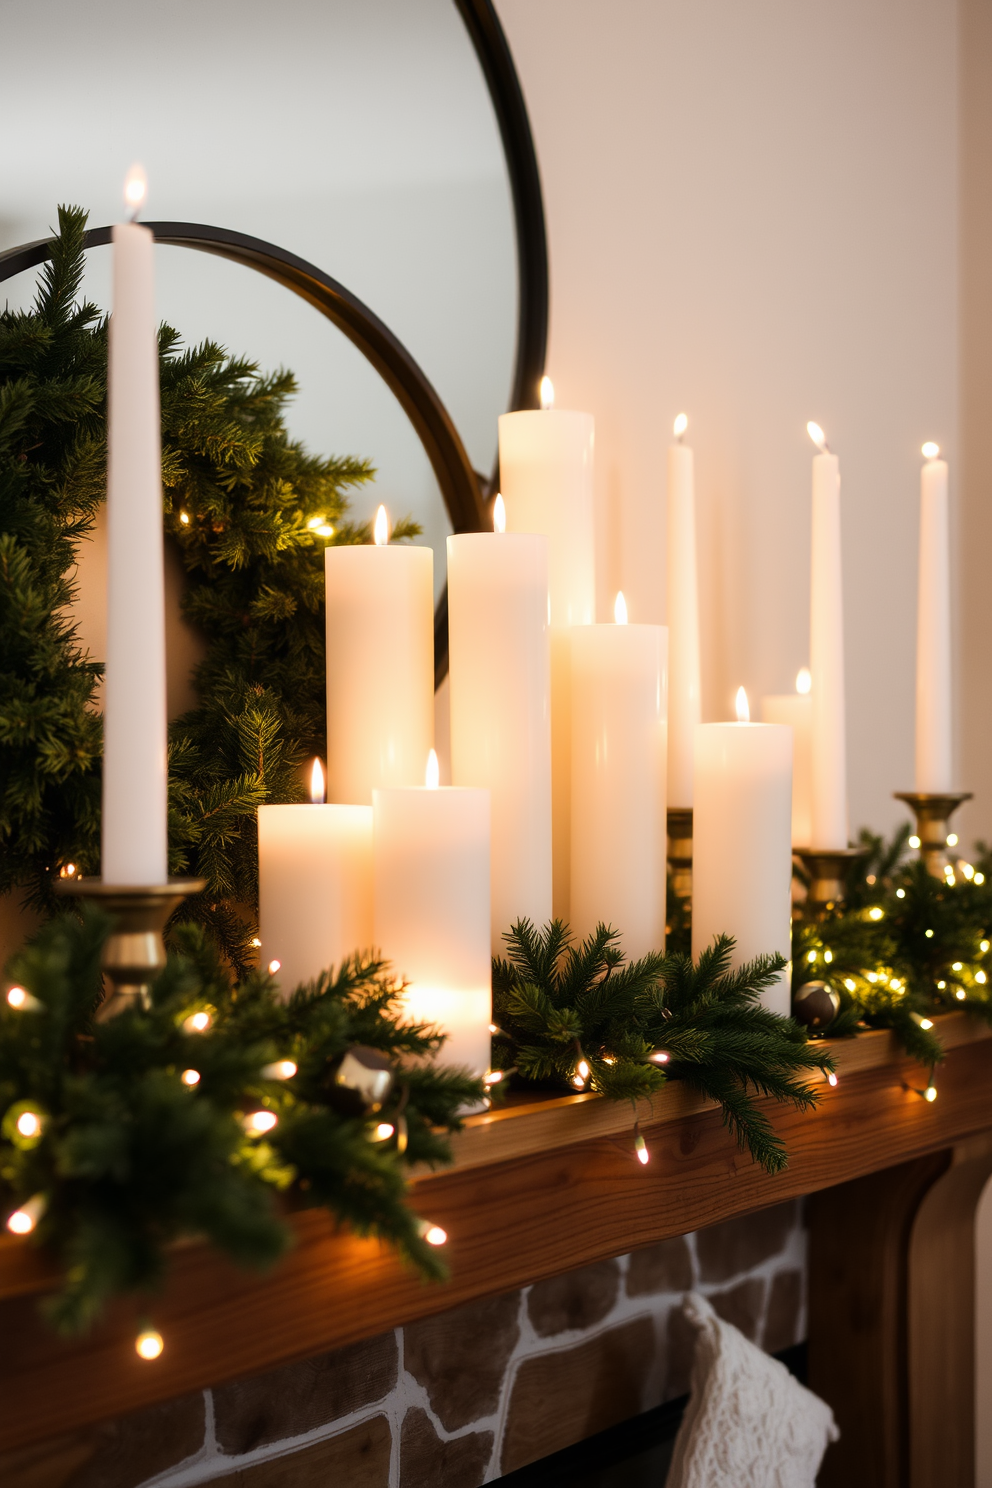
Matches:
[[447, 516, 551, 948], [498, 389, 595, 922], [916, 445, 952, 791], [103, 199, 168, 883], [760, 670, 812, 847], [666, 418, 701, 809], [325, 514, 433, 804], [258, 781, 373, 996], [569, 596, 668, 959], [692, 706, 792, 1016], [373, 766, 491, 1075], [808, 429, 848, 848]]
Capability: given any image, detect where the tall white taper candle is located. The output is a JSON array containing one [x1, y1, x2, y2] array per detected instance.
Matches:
[[666, 415, 701, 809], [808, 425, 848, 849], [103, 172, 168, 884], [916, 444, 952, 791]]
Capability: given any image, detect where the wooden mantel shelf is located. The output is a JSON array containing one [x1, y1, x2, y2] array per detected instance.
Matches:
[[3, 1013, 992, 1451]]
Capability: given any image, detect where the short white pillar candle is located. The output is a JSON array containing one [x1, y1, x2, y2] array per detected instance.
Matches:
[[692, 694, 793, 1016], [569, 595, 668, 960], [760, 669, 813, 848], [258, 762, 373, 997], [373, 756, 491, 1076]]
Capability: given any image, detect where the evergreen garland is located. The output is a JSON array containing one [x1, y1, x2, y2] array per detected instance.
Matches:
[[491, 921, 834, 1174], [0, 907, 481, 1334], [792, 828, 992, 1068], [0, 206, 419, 973]]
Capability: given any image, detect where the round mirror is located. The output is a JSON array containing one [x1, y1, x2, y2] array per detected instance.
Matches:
[[0, 0, 546, 616]]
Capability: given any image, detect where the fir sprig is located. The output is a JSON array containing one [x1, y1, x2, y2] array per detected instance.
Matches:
[[793, 828, 992, 1065], [0, 908, 482, 1334], [492, 921, 834, 1174]]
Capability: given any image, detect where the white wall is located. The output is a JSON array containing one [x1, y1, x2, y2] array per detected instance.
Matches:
[[497, 0, 960, 840]]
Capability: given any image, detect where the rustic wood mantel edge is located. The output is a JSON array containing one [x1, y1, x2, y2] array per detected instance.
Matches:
[[2, 1013, 990, 1451]]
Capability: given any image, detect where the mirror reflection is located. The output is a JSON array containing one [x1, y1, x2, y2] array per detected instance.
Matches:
[[0, 0, 518, 599]]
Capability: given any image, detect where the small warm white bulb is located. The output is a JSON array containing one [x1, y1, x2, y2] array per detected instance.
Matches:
[[673, 412, 688, 439], [184, 1010, 211, 1033], [735, 686, 750, 723], [539, 375, 555, 410], [310, 757, 326, 804], [796, 667, 812, 695], [827, 1071, 839, 1088], [614, 591, 628, 625], [7, 986, 42, 1011], [493, 492, 506, 533], [373, 504, 389, 546], [135, 1327, 164, 1360], [925, 1084, 938, 1103], [262, 1060, 297, 1080], [244, 1110, 278, 1134], [418, 1219, 447, 1246], [425, 749, 440, 790], [6, 1193, 46, 1235], [635, 1132, 650, 1165], [16, 1111, 42, 1139], [807, 421, 828, 452], [267, 959, 282, 976], [124, 163, 147, 217], [922, 441, 940, 460], [181, 1069, 200, 1087]]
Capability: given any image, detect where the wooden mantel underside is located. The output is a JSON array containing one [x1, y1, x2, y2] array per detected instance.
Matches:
[[2, 1015, 992, 1452]]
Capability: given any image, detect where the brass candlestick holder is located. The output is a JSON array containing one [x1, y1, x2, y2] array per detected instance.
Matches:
[[667, 808, 693, 900], [53, 877, 206, 1019], [893, 791, 973, 877], [795, 847, 866, 915]]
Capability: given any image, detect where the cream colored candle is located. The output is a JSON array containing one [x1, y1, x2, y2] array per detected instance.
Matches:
[[498, 381, 595, 922], [569, 595, 668, 959], [807, 424, 848, 848], [373, 756, 491, 1075], [325, 508, 433, 804], [103, 168, 168, 883], [447, 505, 551, 948], [916, 443, 952, 791], [760, 669, 812, 846], [258, 763, 373, 996], [666, 415, 701, 809], [692, 693, 792, 1016]]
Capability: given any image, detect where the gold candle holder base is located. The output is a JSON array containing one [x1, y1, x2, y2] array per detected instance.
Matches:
[[667, 808, 693, 900], [893, 792, 973, 877], [53, 877, 206, 1018], [795, 847, 866, 915]]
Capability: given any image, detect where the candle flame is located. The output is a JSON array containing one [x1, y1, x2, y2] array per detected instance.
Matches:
[[807, 421, 829, 453], [796, 667, 812, 695], [735, 686, 750, 723], [673, 412, 688, 439], [123, 163, 147, 219], [310, 757, 326, 804], [922, 441, 940, 460], [614, 590, 628, 625], [425, 749, 440, 790], [373, 505, 389, 545], [539, 375, 555, 410], [493, 493, 506, 533]]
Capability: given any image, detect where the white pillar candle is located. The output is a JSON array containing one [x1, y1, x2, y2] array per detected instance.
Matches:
[[373, 757, 491, 1075], [666, 416, 701, 809], [692, 694, 792, 1016], [498, 382, 595, 921], [760, 669, 812, 847], [569, 595, 668, 959], [447, 506, 551, 949], [103, 171, 168, 884], [258, 763, 373, 996], [916, 444, 952, 792], [807, 425, 848, 848], [325, 508, 433, 805]]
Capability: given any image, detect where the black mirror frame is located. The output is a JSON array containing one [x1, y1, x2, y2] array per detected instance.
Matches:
[[0, 0, 549, 684]]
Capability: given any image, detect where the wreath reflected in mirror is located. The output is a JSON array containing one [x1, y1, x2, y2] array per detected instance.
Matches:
[[0, 206, 420, 973]]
